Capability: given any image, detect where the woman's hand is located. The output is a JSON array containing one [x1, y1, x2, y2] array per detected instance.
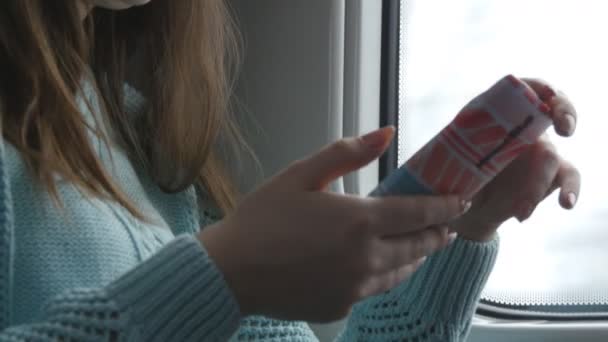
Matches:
[[453, 78, 582, 242], [199, 127, 470, 323]]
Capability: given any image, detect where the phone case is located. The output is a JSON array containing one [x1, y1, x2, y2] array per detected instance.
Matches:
[[370, 75, 553, 199]]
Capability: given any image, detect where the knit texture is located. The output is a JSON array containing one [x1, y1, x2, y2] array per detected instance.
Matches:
[[0, 82, 499, 341], [338, 237, 499, 341]]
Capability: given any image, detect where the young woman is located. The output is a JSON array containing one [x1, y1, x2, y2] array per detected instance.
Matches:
[[0, 0, 580, 341]]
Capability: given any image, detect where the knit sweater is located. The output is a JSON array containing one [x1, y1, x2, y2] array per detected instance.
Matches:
[[0, 82, 499, 341]]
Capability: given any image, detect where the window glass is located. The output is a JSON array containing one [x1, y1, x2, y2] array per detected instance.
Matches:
[[399, 0, 608, 312]]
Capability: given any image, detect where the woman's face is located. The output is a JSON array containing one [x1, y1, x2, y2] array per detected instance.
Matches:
[[91, 0, 152, 10]]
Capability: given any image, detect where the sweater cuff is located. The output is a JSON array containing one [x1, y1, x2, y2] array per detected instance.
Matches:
[[106, 234, 241, 341], [405, 236, 499, 323]]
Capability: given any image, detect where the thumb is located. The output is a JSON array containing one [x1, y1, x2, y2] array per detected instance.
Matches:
[[286, 126, 395, 190]]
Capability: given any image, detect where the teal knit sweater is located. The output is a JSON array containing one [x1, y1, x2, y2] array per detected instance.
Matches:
[[0, 82, 499, 341]]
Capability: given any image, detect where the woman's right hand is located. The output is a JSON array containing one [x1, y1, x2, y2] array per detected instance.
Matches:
[[198, 127, 470, 323]]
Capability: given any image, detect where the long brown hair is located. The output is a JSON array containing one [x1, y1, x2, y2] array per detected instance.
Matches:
[[0, 1, 246, 217]]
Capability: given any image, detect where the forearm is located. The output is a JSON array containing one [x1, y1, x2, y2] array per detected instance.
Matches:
[[0, 235, 241, 342]]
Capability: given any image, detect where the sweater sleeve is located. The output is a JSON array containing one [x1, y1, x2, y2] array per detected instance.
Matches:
[[1, 235, 241, 341], [0, 141, 241, 341], [338, 236, 499, 342]]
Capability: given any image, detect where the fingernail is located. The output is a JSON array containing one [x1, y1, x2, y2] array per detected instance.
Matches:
[[539, 103, 552, 115], [361, 127, 393, 149], [517, 203, 535, 222], [461, 200, 472, 214], [415, 256, 427, 267], [539, 85, 556, 101], [448, 232, 458, 245], [567, 192, 577, 208]]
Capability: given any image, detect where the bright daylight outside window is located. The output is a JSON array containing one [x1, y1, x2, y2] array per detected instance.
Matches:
[[399, 0, 608, 316]]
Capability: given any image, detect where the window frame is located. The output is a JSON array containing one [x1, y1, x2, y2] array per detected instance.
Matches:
[[477, 301, 608, 321], [378, 0, 401, 181]]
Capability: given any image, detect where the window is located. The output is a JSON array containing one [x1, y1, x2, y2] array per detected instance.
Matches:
[[398, 0, 608, 317]]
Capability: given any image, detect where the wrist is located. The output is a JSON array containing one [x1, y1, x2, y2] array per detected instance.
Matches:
[[457, 229, 498, 242], [451, 214, 500, 242], [197, 223, 254, 317]]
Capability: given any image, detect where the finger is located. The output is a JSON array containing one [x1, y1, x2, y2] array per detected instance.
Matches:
[[555, 161, 581, 209], [366, 195, 470, 235], [522, 78, 577, 136], [378, 226, 452, 271], [548, 90, 577, 137], [283, 126, 395, 190], [362, 258, 427, 297], [515, 143, 561, 222]]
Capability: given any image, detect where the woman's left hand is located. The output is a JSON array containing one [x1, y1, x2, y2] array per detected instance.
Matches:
[[452, 78, 582, 242]]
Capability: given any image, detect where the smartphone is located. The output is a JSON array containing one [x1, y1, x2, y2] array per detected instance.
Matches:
[[370, 75, 552, 199]]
